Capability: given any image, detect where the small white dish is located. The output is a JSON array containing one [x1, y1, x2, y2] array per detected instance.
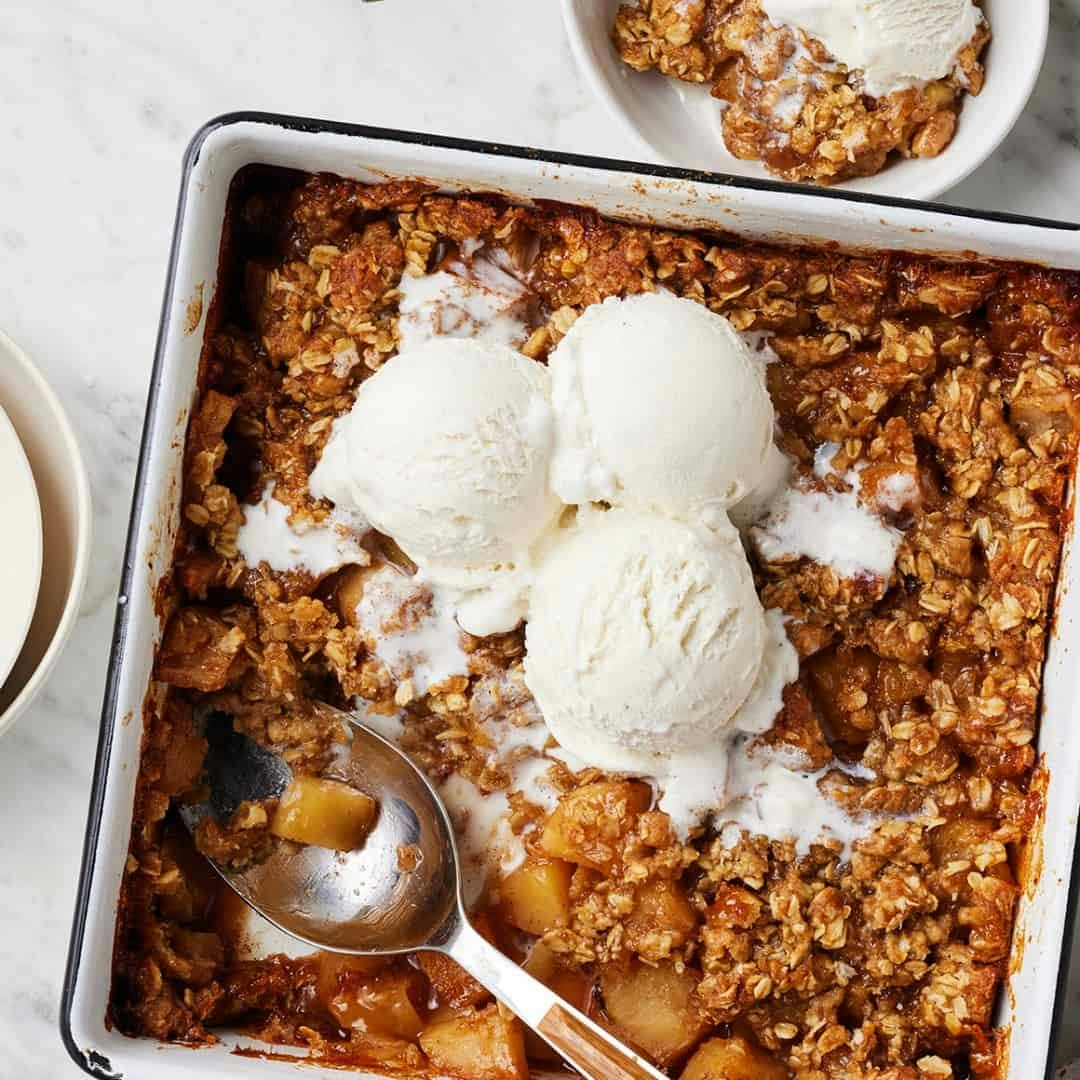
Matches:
[[561, 0, 1049, 201], [0, 329, 92, 737], [0, 404, 43, 690]]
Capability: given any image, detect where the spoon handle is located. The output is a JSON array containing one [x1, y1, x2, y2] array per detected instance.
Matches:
[[442, 920, 666, 1080]]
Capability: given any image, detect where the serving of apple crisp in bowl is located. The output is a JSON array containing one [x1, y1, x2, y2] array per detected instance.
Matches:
[[614, 0, 990, 184], [564, 0, 1048, 197], [97, 149, 1080, 1080]]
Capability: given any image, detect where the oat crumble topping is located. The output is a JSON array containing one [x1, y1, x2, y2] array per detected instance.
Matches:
[[613, 0, 990, 184], [110, 167, 1080, 1079]]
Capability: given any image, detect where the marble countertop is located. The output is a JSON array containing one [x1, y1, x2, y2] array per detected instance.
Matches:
[[1, 1, 1078, 1076]]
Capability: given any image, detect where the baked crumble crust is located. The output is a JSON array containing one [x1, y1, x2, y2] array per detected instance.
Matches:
[[110, 169, 1079, 1079], [613, 0, 990, 185]]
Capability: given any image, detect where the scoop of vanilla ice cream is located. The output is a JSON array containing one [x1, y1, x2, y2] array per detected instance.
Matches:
[[310, 339, 559, 629], [548, 292, 774, 521], [523, 509, 767, 773], [759, 0, 982, 97]]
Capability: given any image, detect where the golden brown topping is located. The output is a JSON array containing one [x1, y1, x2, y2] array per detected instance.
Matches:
[[113, 171, 1077, 1079], [613, 0, 988, 184]]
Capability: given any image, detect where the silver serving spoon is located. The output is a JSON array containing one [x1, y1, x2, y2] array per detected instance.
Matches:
[[181, 702, 665, 1080]]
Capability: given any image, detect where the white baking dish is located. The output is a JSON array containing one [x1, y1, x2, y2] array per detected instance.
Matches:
[[62, 113, 1080, 1079]]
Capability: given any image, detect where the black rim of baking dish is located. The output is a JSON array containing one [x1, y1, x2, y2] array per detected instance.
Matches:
[[60, 110, 1080, 1079]]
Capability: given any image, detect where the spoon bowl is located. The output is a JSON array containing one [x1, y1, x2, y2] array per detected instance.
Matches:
[[183, 702, 666, 1080], [182, 707, 458, 952]]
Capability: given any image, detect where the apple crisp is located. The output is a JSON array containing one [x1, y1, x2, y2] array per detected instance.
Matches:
[[110, 167, 1079, 1079], [613, 0, 990, 184]]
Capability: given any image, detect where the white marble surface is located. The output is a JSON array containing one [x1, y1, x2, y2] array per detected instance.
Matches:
[[0, 1, 1078, 1076]]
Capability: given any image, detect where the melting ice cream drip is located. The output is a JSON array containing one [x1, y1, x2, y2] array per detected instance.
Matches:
[[396, 246, 537, 354], [235, 481, 369, 577], [743, 441, 905, 581]]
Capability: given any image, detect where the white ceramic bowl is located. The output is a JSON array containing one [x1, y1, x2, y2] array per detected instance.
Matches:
[[0, 404, 43, 691], [562, 0, 1049, 201], [0, 329, 92, 736]]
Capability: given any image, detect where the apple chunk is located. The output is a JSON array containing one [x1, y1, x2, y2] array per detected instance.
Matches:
[[500, 858, 573, 936], [419, 1003, 528, 1080], [626, 878, 698, 956], [539, 780, 652, 872], [270, 775, 377, 851], [317, 955, 426, 1040], [680, 1036, 790, 1079], [600, 959, 710, 1067]]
